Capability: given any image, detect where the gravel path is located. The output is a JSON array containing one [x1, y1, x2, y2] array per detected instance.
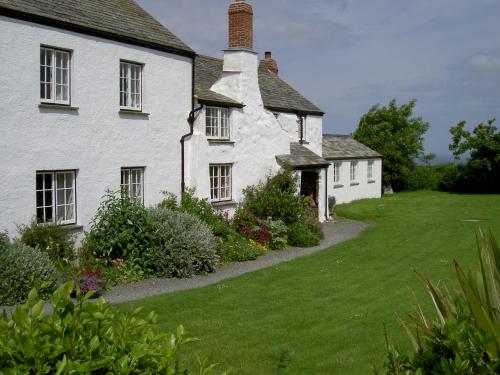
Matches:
[[1, 218, 366, 314], [105, 218, 367, 304]]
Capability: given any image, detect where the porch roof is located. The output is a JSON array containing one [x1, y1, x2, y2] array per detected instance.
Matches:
[[276, 143, 330, 169]]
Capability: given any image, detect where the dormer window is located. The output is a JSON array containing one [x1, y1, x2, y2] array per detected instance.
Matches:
[[206, 107, 230, 140]]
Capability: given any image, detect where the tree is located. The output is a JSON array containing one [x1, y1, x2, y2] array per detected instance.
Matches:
[[353, 99, 432, 191], [449, 118, 500, 193]]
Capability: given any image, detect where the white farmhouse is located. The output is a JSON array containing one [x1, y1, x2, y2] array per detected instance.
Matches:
[[0, 0, 382, 236], [0, 0, 195, 236], [323, 134, 383, 205]]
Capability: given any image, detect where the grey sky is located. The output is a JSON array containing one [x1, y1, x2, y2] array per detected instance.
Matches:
[[137, 0, 500, 160]]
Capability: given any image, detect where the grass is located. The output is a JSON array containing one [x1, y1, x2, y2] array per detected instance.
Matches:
[[120, 191, 500, 374]]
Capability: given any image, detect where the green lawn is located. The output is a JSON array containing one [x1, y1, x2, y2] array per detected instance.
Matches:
[[120, 191, 500, 374]]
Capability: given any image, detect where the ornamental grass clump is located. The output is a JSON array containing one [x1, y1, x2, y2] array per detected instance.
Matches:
[[376, 229, 500, 374], [0, 282, 226, 374]]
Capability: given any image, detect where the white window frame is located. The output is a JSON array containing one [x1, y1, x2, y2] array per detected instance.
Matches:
[[209, 164, 232, 202], [121, 167, 144, 203], [350, 161, 358, 182], [333, 162, 341, 184], [40, 46, 71, 105], [36, 170, 76, 225], [120, 61, 143, 111], [206, 107, 230, 140], [368, 160, 374, 180]]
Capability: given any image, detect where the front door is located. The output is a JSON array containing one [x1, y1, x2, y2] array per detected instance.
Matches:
[[300, 171, 319, 218]]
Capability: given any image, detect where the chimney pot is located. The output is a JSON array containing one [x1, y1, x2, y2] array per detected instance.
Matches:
[[260, 51, 279, 75], [228, 0, 253, 50]]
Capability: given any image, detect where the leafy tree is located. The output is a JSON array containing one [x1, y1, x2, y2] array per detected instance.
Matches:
[[353, 99, 432, 191], [449, 118, 500, 192]]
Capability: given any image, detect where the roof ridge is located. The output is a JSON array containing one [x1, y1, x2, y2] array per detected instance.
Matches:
[[197, 55, 223, 63]]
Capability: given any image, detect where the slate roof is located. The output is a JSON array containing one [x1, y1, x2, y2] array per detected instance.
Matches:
[[276, 143, 329, 168], [323, 134, 382, 160], [195, 55, 324, 115], [0, 0, 194, 56], [194, 56, 244, 107], [259, 68, 324, 116]]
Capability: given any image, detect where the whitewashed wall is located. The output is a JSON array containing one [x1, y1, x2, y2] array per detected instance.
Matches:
[[327, 158, 382, 205], [186, 50, 328, 221], [0, 16, 192, 236]]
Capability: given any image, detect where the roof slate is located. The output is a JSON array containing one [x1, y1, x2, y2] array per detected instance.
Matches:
[[194, 56, 244, 107], [323, 134, 382, 160], [195, 55, 323, 115], [276, 143, 329, 168], [0, 0, 194, 55]]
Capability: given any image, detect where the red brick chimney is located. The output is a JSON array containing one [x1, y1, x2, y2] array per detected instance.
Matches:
[[259, 51, 279, 74], [228, 0, 253, 50]]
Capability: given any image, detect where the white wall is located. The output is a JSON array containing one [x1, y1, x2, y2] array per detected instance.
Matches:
[[0, 16, 192, 236], [186, 50, 328, 221], [327, 159, 382, 205]]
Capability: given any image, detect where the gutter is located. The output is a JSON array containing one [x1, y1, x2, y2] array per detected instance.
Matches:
[[181, 57, 204, 193]]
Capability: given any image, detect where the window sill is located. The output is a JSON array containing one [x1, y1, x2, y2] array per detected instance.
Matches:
[[368, 180, 376, 184], [208, 139, 235, 145], [39, 103, 79, 111], [350, 182, 360, 186], [211, 200, 237, 207], [333, 184, 344, 189], [119, 109, 150, 116], [61, 224, 84, 232]]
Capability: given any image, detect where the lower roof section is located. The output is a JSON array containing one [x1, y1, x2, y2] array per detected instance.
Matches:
[[276, 143, 330, 169]]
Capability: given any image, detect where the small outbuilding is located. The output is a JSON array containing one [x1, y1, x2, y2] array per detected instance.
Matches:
[[323, 134, 383, 205]]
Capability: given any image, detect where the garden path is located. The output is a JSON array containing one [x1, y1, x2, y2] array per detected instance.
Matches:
[[105, 218, 367, 304], [0, 218, 367, 314]]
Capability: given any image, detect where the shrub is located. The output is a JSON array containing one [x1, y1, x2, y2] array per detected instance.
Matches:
[[0, 242, 61, 305], [148, 208, 218, 278], [0, 231, 9, 248], [265, 218, 288, 250], [82, 190, 155, 268], [75, 264, 106, 296], [0, 283, 224, 374], [17, 220, 74, 262], [287, 222, 321, 247], [159, 189, 234, 240], [217, 233, 265, 263], [234, 209, 271, 245]]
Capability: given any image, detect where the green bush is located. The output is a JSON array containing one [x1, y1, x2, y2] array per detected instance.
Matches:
[[0, 282, 225, 374], [0, 242, 61, 305], [0, 231, 9, 248], [82, 190, 155, 268], [159, 189, 234, 240], [17, 220, 74, 262], [265, 218, 288, 250], [217, 233, 264, 262], [287, 222, 321, 247], [148, 208, 218, 278]]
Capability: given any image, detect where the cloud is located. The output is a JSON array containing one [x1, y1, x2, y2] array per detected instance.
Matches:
[[467, 54, 500, 74]]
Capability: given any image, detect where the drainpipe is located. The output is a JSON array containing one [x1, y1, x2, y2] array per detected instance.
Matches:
[[324, 167, 328, 220], [180, 56, 204, 193], [296, 113, 305, 145]]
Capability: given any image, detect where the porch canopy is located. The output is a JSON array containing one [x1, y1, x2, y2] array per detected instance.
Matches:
[[276, 143, 329, 169]]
